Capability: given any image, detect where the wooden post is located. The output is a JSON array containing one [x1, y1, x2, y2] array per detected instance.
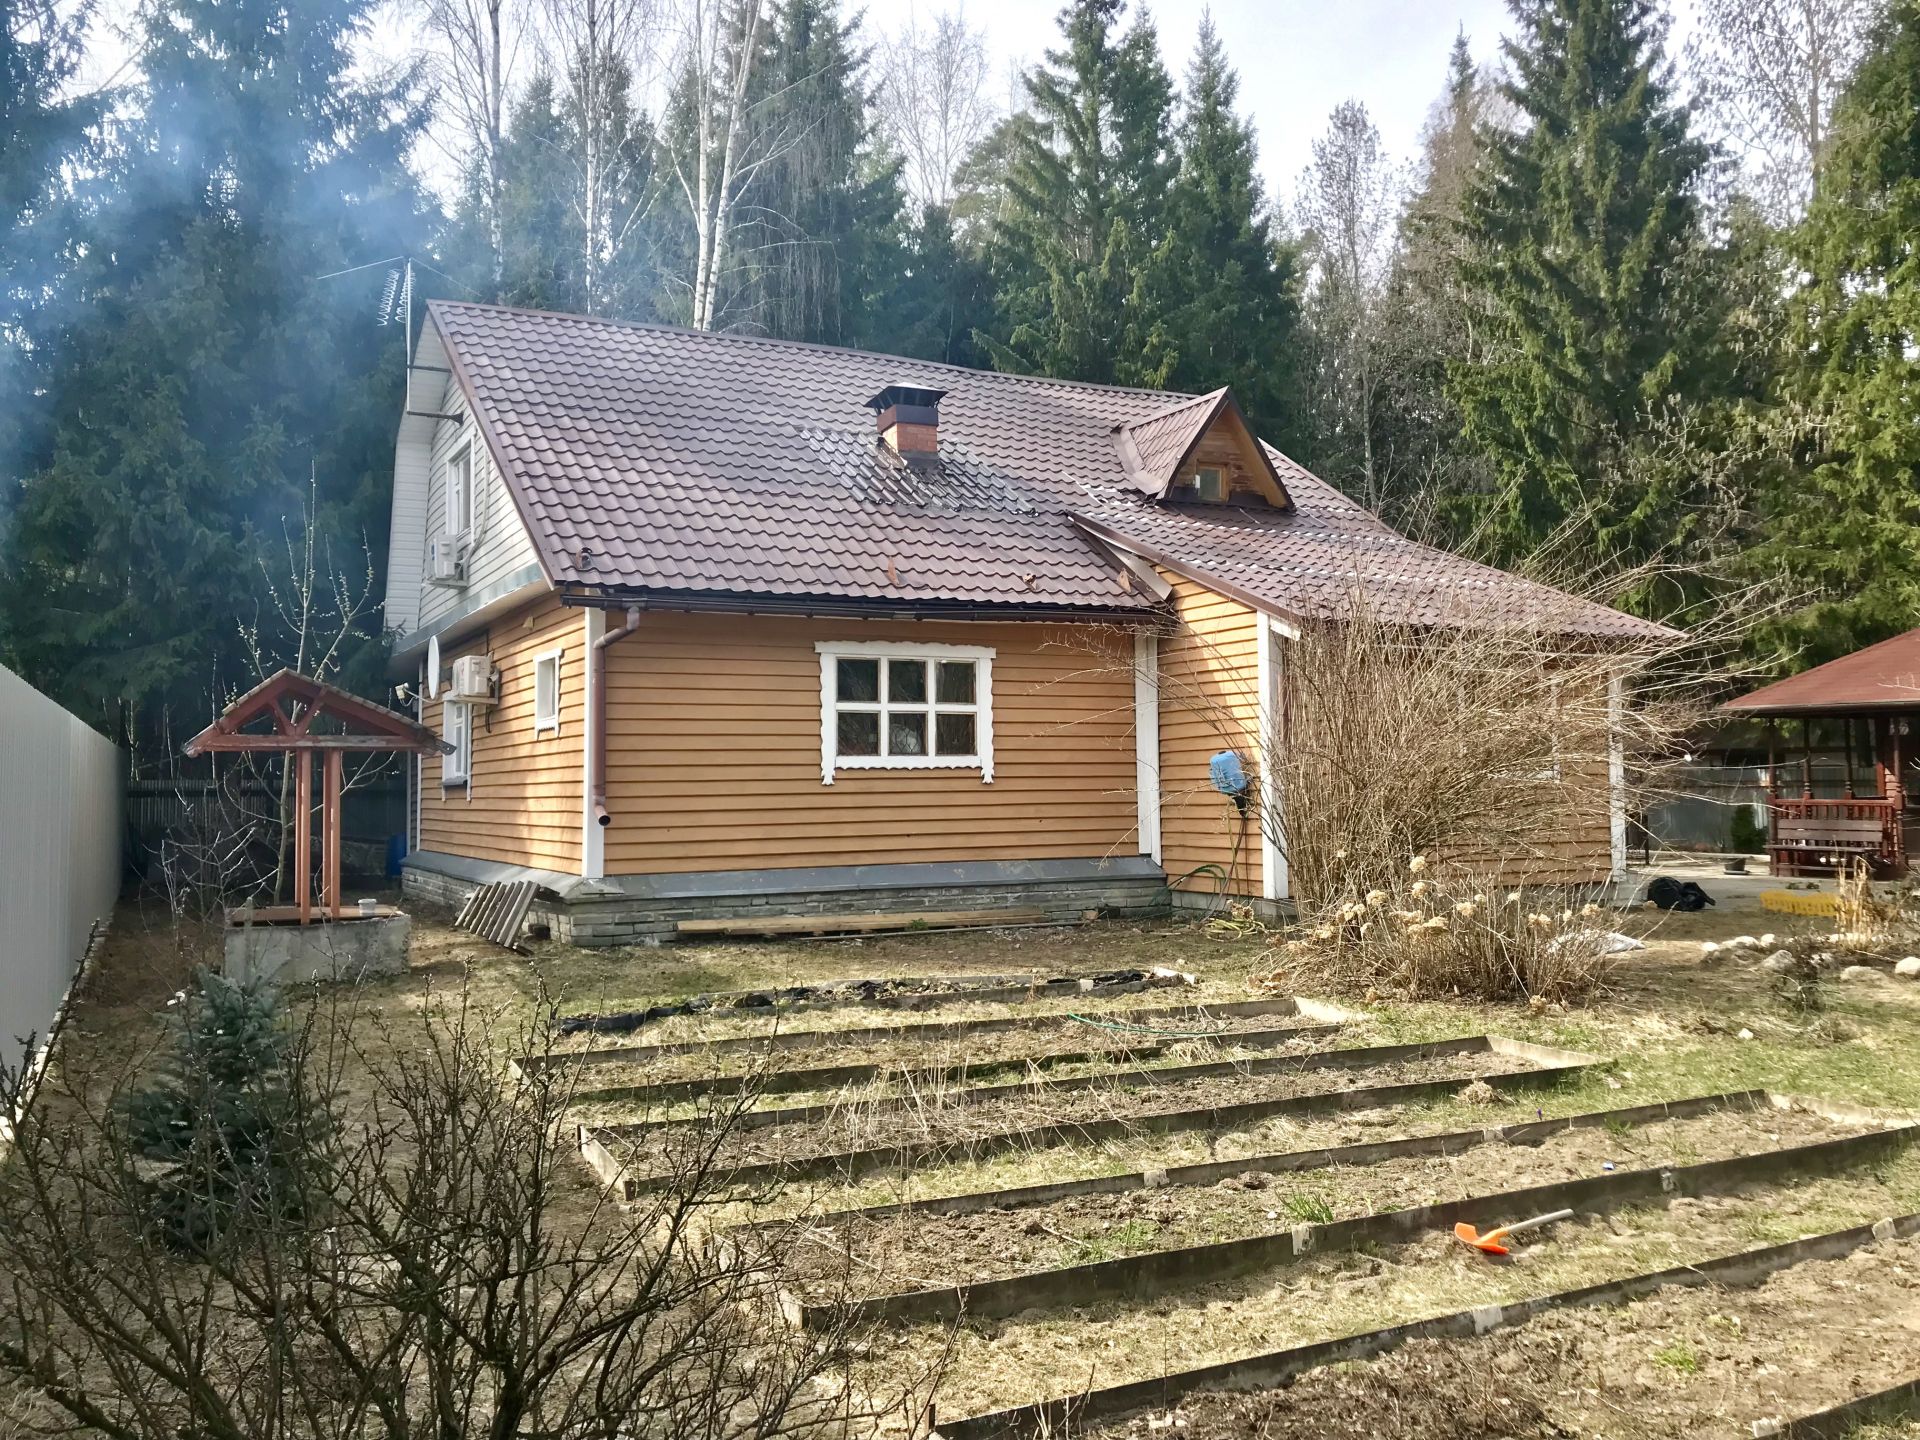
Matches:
[[1802, 719, 1815, 799], [323, 748, 343, 919], [294, 750, 312, 926]]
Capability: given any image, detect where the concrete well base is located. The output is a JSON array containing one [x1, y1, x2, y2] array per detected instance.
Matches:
[[223, 913, 412, 986]]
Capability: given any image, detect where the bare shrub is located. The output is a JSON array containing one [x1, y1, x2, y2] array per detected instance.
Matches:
[[1265, 856, 1621, 1003], [0, 984, 941, 1440]]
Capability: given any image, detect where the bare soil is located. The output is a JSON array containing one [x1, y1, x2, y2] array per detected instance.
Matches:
[[608, 1049, 1532, 1177], [1091, 1230, 1920, 1439], [894, 1151, 1920, 1421], [773, 1102, 1870, 1298], [565, 1007, 1328, 1096]]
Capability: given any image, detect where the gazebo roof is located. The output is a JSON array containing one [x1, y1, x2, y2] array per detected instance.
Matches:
[[1721, 627, 1920, 717], [184, 669, 450, 755]]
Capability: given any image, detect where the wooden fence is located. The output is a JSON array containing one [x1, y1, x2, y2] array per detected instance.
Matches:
[[0, 664, 122, 1084]]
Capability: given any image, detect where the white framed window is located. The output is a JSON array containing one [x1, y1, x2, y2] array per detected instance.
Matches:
[[532, 648, 563, 734], [443, 700, 471, 785], [444, 441, 474, 538], [1195, 466, 1225, 502], [815, 640, 994, 785]]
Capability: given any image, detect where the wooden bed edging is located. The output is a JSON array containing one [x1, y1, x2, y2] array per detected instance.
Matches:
[[801, 1119, 1919, 1329], [1768, 1376, 1920, 1437], [733, 1089, 1774, 1233], [526, 989, 1266, 1074], [579, 1019, 1345, 1111], [594, 1034, 1587, 1140], [582, 1046, 1595, 1199], [926, 1210, 1920, 1440]]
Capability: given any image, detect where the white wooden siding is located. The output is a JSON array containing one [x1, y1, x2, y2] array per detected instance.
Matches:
[[417, 360, 539, 631], [0, 664, 122, 1088]]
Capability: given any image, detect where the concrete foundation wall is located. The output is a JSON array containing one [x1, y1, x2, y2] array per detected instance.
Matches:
[[403, 852, 1170, 947]]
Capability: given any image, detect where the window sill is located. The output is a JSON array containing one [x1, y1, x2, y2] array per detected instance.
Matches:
[[825, 755, 989, 784]]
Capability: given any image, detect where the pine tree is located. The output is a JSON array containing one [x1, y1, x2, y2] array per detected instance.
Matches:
[[1449, 0, 1722, 567], [0, 0, 430, 748], [1149, 17, 1299, 436], [1757, 1, 1920, 658], [983, 0, 1176, 383]]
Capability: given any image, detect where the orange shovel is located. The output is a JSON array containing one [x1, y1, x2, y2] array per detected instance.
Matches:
[[1453, 1208, 1573, 1256]]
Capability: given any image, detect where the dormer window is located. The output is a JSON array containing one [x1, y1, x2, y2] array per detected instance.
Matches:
[[1195, 466, 1225, 502]]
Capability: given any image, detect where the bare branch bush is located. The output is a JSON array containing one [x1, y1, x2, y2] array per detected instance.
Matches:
[[0, 979, 942, 1439]]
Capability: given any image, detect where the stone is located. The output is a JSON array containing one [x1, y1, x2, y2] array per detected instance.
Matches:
[[1896, 957, 1920, 980], [223, 912, 411, 986], [1841, 964, 1880, 982], [1759, 950, 1797, 974]]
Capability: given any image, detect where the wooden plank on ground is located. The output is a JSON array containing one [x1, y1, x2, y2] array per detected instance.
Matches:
[[676, 907, 1050, 938]]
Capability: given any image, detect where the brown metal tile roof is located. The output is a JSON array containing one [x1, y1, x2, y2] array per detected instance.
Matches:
[[1722, 627, 1920, 715], [1111, 386, 1291, 502], [429, 300, 1666, 640]]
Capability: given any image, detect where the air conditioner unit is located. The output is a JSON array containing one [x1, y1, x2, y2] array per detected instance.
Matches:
[[428, 537, 467, 587], [449, 654, 495, 704]]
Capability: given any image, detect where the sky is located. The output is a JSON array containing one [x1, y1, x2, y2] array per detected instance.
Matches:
[[73, 0, 1708, 213], [924, 0, 1524, 206]]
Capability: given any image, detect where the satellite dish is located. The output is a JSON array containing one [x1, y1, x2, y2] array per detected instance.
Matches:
[[426, 634, 441, 700]]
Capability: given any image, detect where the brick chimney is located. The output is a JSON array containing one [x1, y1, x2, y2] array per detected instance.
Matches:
[[866, 382, 946, 458]]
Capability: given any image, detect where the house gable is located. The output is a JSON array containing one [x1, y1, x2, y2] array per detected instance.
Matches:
[[1112, 388, 1291, 509]]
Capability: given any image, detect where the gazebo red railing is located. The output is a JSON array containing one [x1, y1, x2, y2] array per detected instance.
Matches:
[[1767, 795, 1905, 878]]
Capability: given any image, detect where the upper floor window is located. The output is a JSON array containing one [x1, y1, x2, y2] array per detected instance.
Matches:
[[445, 442, 474, 538], [815, 640, 994, 784], [1195, 466, 1226, 502]]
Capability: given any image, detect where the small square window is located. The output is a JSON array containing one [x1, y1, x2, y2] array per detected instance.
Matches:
[[937, 661, 975, 705], [837, 657, 880, 703], [889, 712, 928, 755], [1195, 466, 1225, 502], [532, 649, 562, 734], [935, 712, 976, 756], [889, 659, 928, 703], [837, 711, 881, 755]]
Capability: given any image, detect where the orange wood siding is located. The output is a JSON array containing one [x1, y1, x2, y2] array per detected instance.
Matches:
[[1157, 571, 1264, 898], [420, 594, 584, 872], [600, 614, 1140, 874]]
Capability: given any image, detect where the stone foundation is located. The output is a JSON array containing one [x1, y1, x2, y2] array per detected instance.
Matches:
[[224, 912, 412, 985], [403, 852, 1171, 947]]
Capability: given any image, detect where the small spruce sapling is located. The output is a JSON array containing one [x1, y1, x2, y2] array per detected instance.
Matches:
[[118, 971, 318, 1250]]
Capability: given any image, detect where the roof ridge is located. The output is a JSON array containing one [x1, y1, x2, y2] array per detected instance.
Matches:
[[425, 298, 1199, 403]]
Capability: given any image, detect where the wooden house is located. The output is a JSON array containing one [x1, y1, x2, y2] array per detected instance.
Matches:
[[385, 302, 1668, 944], [1720, 628, 1920, 876]]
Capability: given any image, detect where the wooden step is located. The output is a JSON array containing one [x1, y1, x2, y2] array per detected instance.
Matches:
[[675, 907, 1052, 938]]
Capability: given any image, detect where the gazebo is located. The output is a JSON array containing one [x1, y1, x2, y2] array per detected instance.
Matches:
[[1719, 628, 1920, 877], [185, 670, 448, 978]]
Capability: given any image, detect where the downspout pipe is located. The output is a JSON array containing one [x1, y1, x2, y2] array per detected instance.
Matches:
[[591, 605, 642, 828]]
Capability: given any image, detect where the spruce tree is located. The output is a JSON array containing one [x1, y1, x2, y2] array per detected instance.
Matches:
[[1148, 17, 1299, 435], [1757, 1, 1920, 657], [0, 0, 429, 748], [984, 0, 1176, 383], [1449, 0, 1721, 567]]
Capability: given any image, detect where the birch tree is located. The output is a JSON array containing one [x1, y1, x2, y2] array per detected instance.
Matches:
[[541, 0, 659, 313], [1295, 100, 1400, 512], [876, 8, 996, 210], [1686, 0, 1882, 222], [661, 0, 770, 330], [417, 0, 526, 291]]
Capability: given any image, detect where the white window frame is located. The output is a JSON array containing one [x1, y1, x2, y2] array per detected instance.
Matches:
[[442, 700, 471, 785], [532, 647, 563, 735], [815, 640, 995, 785], [444, 439, 474, 539]]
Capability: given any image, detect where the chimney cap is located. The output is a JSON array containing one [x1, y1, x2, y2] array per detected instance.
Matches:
[[865, 382, 947, 413]]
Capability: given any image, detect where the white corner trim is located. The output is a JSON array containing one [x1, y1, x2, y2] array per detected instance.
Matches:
[[815, 640, 996, 785], [581, 608, 605, 880], [1134, 631, 1161, 862], [1259, 615, 1288, 903], [532, 646, 564, 735], [1608, 671, 1627, 879]]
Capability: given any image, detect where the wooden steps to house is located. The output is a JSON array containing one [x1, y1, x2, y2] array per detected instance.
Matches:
[[676, 907, 1054, 940]]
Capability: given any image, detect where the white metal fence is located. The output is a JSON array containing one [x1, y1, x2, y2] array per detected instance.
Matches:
[[0, 663, 122, 1080]]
